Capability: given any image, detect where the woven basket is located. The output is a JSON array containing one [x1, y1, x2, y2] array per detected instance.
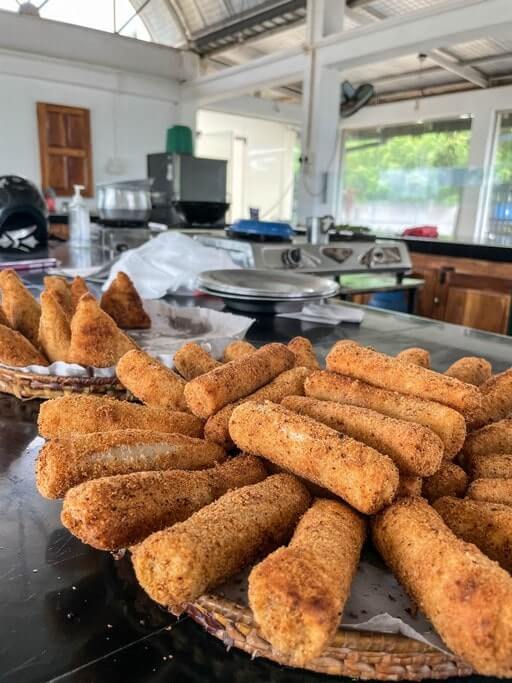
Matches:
[[0, 366, 129, 400], [187, 595, 473, 681]]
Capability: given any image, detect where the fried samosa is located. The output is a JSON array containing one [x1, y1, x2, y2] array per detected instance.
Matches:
[[100, 272, 150, 329], [43, 276, 73, 319], [0, 324, 48, 366], [38, 291, 71, 363], [0, 269, 40, 346], [67, 293, 137, 367]]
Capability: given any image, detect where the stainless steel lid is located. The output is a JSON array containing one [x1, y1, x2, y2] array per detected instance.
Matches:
[[197, 269, 339, 300]]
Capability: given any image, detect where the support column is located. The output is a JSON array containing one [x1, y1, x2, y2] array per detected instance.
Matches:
[[297, 0, 344, 224], [455, 110, 496, 241]]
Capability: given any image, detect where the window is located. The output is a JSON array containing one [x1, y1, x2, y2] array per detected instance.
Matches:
[[37, 103, 93, 197], [483, 112, 512, 244], [338, 117, 473, 237]]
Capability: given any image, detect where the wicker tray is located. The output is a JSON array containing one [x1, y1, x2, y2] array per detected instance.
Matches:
[[187, 595, 473, 681], [0, 366, 129, 400]]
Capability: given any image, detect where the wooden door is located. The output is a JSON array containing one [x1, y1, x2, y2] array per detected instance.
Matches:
[[37, 102, 93, 197], [444, 287, 511, 334]]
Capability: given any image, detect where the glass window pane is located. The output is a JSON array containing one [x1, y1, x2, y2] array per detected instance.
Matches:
[[484, 112, 512, 244], [0, 1, 19, 12], [339, 117, 472, 237]]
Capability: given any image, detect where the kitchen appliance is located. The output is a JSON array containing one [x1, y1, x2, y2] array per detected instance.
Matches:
[[97, 180, 152, 226], [0, 175, 48, 252], [198, 269, 340, 313], [147, 153, 229, 227], [195, 232, 412, 276]]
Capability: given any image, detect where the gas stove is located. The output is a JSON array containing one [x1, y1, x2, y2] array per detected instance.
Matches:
[[194, 234, 412, 276]]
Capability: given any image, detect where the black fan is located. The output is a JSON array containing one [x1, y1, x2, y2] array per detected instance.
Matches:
[[340, 81, 375, 118]]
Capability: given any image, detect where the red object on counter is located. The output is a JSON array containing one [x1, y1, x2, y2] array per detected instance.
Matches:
[[402, 226, 439, 238]]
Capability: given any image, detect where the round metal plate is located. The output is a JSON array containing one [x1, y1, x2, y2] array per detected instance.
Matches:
[[198, 269, 340, 300]]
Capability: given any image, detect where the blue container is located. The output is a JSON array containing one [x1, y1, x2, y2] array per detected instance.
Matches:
[[229, 219, 295, 240], [368, 290, 408, 313]]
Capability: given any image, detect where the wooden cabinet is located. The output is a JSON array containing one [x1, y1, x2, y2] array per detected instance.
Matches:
[[37, 102, 93, 197], [411, 253, 512, 334]]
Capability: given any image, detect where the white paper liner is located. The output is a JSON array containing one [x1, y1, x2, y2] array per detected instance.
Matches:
[[0, 300, 255, 378], [215, 546, 449, 654]]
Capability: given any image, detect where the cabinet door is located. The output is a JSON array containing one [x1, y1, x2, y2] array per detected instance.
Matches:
[[37, 103, 93, 197], [444, 287, 511, 334]]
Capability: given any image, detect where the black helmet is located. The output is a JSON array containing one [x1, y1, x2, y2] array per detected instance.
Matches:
[[0, 175, 48, 252]]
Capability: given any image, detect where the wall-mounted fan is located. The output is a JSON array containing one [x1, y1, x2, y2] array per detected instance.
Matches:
[[340, 81, 375, 118]]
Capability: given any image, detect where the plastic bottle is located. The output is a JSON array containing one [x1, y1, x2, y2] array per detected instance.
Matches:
[[69, 185, 91, 246]]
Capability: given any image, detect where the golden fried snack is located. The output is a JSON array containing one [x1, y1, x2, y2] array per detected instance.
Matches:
[[43, 275, 73, 318], [204, 367, 312, 449], [222, 340, 256, 362], [0, 324, 48, 367], [36, 430, 226, 499], [248, 499, 365, 665], [229, 401, 398, 514], [67, 293, 137, 367], [100, 271, 150, 329], [305, 371, 466, 459], [0, 306, 9, 327], [396, 475, 422, 498], [184, 343, 294, 419], [372, 496, 512, 676], [282, 396, 443, 476], [287, 337, 320, 370], [422, 462, 468, 503], [173, 342, 221, 380], [396, 347, 430, 368], [434, 496, 512, 573], [117, 349, 187, 411], [38, 291, 71, 363], [466, 478, 512, 506], [70, 275, 90, 312], [0, 268, 40, 346], [445, 357, 492, 387], [132, 473, 310, 613], [326, 341, 481, 417], [470, 369, 512, 429], [466, 452, 512, 480], [463, 418, 512, 458], [38, 394, 203, 439], [61, 454, 267, 550]]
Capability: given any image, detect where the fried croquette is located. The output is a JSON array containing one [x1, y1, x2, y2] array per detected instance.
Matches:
[[117, 349, 187, 411], [466, 478, 512, 506], [281, 396, 444, 476], [463, 418, 512, 457], [287, 337, 320, 370], [184, 343, 294, 419], [326, 341, 481, 417], [204, 366, 312, 449], [132, 474, 311, 613], [445, 357, 492, 387], [470, 369, 512, 429], [38, 394, 203, 439], [396, 475, 422, 498], [372, 496, 512, 676], [61, 454, 267, 550], [229, 401, 398, 514], [466, 452, 512, 480], [173, 342, 221, 380], [396, 347, 431, 368], [305, 371, 466, 459], [422, 462, 468, 503], [248, 499, 365, 666], [434, 496, 512, 572], [222, 340, 256, 362], [36, 430, 226, 498]]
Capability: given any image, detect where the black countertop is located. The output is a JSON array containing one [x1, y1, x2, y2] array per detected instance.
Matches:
[[2, 246, 512, 682], [380, 235, 512, 263]]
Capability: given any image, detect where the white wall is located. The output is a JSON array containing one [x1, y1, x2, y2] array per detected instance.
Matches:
[[0, 52, 180, 205], [0, 12, 193, 206], [197, 110, 298, 222]]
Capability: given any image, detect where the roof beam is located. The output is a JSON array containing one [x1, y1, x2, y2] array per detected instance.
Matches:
[[317, 0, 512, 70], [184, 0, 512, 105], [426, 48, 488, 88]]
